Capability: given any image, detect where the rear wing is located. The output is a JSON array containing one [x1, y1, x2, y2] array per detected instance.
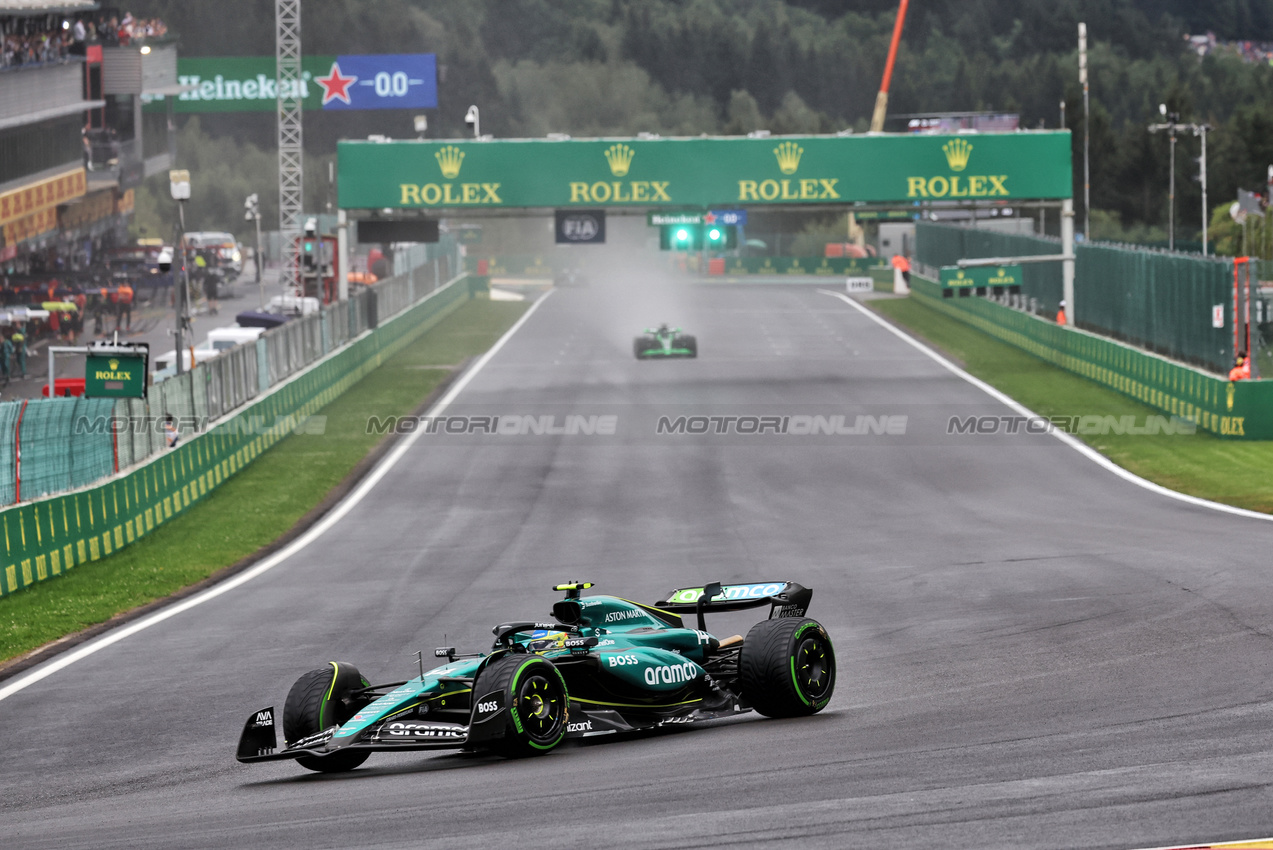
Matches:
[[654, 581, 812, 621]]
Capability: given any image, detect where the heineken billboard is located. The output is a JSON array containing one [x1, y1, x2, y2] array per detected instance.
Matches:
[[338, 132, 1071, 211], [144, 54, 437, 113]]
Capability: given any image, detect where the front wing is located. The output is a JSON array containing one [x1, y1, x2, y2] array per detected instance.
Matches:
[[236, 696, 751, 763]]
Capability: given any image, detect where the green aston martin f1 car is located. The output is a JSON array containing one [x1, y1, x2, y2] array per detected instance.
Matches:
[[634, 324, 697, 358], [236, 580, 834, 772]]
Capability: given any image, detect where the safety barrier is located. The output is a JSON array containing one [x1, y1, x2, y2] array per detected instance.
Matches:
[[0, 267, 481, 598], [908, 274, 1273, 441], [916, 222, 1236, 373]]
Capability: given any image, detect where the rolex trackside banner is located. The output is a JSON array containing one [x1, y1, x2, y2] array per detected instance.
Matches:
[[144, 55, 437, 112], [337, 132, 1072, 210]]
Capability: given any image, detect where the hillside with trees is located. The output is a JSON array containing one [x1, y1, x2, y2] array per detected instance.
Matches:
[[127, 0, 1273, 252]]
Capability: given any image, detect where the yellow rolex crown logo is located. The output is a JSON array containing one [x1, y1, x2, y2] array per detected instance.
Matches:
[[1227, 381, 1236, 410], [435, 146, 465, 179], [942, 139, 972, 172], [109, 358, 119, 370], [774, 141, 803, 175], [604, 144, 634, 177]]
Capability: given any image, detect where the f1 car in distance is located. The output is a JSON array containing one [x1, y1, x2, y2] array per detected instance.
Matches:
[[553, 267, 588, 287], [236, 580, 834, 772], [634, 323, 697, 358]]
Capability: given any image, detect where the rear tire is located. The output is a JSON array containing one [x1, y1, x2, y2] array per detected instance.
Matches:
[[472, 655, 569, 758], [283, 662, 371, 772], [738, 618, 835, 718]]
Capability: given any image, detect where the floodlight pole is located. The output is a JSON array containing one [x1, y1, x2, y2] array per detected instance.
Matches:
[[1197, 124, 1210, 256], [1079, 23, 1091, 240]]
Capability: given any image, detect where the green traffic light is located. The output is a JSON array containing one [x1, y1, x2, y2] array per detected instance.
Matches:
[[708, 228, 721, 241], [676, 228, 690, 242]]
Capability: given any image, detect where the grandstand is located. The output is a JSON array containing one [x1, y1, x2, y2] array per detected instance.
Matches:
[[0, 1, 179, 272]]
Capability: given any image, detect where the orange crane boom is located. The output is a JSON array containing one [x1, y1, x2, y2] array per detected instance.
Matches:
[[870, 0, 910, 132]]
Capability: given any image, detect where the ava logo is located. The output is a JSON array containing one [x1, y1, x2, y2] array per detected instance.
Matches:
[[774, 141, 803, 175], [604, 144, 634, 176], [943, 138, 972, 172], [435, 145, 465, 179], [316, 62, 357, 106]]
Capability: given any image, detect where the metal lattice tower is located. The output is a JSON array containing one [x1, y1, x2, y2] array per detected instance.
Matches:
[[276, 0, 303, 294]]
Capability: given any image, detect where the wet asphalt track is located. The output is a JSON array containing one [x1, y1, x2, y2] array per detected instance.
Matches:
[[3, 283, 1273, 849]]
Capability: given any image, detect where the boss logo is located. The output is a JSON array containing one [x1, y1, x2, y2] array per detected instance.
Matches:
[[607, 654, 640, 667], [475, 700, 499, 714]]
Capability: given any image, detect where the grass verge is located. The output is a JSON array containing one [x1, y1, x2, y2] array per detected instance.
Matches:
[[0, 297, 528, 665], [870, 296, 1273, 513]]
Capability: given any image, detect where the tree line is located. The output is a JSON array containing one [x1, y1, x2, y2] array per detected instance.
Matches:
[[127, 0, 1273, 253]]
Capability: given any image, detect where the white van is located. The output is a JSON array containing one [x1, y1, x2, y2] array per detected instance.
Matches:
[[205, 325, 265, 352], [153, 346, 221, 374]]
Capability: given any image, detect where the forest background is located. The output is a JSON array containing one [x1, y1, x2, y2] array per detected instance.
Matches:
[[124, 0, 1273, 257]]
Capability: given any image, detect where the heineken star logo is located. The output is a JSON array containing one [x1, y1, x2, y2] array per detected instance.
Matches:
[[316, 62, 356, 106]]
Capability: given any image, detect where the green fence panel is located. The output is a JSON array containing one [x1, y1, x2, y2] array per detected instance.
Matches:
[[0, 274, 474, 598], [1075, 243, 1232, 373], [915, 221, 1063, 307], [917, 222, 1238, 374], [910, 274, 1273, 440]]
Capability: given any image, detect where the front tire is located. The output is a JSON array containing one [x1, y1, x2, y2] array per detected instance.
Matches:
[[472, 655, 569, 758], [738, 618, 835, 717], [283, 662, 371, 772]]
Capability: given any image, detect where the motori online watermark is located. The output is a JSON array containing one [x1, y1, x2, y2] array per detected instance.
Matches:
[[656, 414, 907, 436], [72, 414, 328, 436], [367, 414, 619, 436], [947, 414, 1197, 436]]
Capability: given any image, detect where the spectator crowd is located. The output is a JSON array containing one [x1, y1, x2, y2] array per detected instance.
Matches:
[[1, 10, 167, 70]]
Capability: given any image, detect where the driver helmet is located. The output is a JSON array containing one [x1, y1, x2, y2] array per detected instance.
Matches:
[[526, 629, 567, 654]]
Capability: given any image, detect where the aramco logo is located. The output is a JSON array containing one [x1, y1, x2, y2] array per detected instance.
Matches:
[[774, 141, 803, 175], [604, 143, 634, 177], [435, 145, 465, 179]]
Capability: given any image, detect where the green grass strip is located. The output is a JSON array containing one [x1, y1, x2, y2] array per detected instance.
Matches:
[[0, 298, 528, 664], [871, 296, 1273, 514]]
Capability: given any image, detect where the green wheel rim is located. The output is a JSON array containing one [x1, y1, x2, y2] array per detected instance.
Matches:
[[793, 634, 833, 704], [517, 673, 564, 743]]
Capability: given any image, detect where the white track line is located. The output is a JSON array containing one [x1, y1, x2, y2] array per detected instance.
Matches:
[[819, 289, 1273, 524], [0, 290, 555, 703]]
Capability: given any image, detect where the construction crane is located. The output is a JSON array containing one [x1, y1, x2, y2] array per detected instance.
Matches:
[[870, 0, 910, 133]]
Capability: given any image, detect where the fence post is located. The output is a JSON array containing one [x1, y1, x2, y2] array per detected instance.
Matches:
[[14, 398, 27, 504]]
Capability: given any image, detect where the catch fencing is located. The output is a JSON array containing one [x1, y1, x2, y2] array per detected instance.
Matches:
[[0, 262, 483, 598], [0, 244, 460, 510], [916, 222, 1236, 373]]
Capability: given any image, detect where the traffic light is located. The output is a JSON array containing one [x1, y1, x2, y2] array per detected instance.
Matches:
[[302, 238, 317, 274], [704, 224, 737, 249], [658, 223, 736, 250], [660, 225, 700, 250]]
